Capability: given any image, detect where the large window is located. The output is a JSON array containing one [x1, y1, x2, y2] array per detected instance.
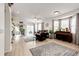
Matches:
[[26, 25, 34, 36], [38, 23, 42, 31], [35, 23, 42, 32], [61, 19, 69, 31], [35, 23, 38, 32], [54, 20, 59, 32], [53, 16, 76, 33]]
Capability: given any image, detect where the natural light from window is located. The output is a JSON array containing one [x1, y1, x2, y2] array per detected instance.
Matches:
[[54, 20, 59, 32], [61, 19, 69, 31]]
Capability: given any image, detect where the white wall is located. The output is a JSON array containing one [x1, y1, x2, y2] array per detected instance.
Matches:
[[43, 19, 52, 31], [5, 4, 11, 53], [0, 3, 4, 56]]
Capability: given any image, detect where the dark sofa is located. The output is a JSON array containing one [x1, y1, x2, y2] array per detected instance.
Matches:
[[35, 30, 49, 41]]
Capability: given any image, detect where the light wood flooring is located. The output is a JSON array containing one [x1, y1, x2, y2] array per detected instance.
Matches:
[[5, 35, 79, 56]]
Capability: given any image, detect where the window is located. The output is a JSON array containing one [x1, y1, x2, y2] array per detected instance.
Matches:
[[38, 23, 42, 31], [53, 16, 76, 33], [54, 20, 59, 32], [26, 25, 34, 36], [61, 19, 69, 31], [35, 23, 42, 32], [35, 23, 38, 32]]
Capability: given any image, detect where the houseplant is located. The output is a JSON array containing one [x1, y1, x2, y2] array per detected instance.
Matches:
[[49, 30, 54, 39], [19, 27, 25, 36]]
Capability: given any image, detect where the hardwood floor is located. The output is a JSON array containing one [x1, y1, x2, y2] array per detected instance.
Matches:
[[5, 35, 79, 56]]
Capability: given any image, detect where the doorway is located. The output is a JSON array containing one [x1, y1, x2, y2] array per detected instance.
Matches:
[[24, 25, 35, 42]]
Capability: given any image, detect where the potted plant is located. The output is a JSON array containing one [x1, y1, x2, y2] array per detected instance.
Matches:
[[19, 27, 25, 36], [49, 30, 54, 39]]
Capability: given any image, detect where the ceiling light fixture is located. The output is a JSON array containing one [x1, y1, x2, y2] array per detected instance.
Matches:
[[33, 17, 43, 23], [54, 11, 60, 15]]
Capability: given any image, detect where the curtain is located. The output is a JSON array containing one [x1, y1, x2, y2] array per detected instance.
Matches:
[[75, 14, 79, 45], [59, 19, 61, 31], [70, 14, 79, 45], [70, 16, 76, 44], [52, 20, 54, 32], [41, 22, 44, 30]]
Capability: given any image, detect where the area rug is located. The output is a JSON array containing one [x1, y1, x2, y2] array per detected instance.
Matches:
[[30, 43, 79, 56]]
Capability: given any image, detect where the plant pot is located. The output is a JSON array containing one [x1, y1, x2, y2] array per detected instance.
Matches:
[[49, 34, 54, 39]]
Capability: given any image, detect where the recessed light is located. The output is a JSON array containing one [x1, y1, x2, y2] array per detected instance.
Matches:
[[54, 11, 60, 15]]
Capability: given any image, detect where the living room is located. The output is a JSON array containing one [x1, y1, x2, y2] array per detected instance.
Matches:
[[4, 3, 79, 56]]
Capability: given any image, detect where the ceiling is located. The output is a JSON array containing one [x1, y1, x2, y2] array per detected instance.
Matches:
[[12, 3, 79, 21]]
